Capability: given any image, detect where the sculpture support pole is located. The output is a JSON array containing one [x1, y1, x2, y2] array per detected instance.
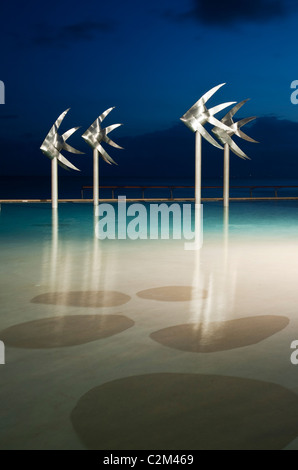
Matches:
[[51, 158, 58, 209], [93, 148, 99, 206], [223, 143, 230, 208], [195, 131, 202, 206]]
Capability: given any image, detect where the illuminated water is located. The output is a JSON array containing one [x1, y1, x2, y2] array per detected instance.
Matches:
[[1, 200, 298, 239], [0, 201, 298, 449]]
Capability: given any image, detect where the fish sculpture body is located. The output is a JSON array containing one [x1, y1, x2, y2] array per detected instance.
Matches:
[[212, 99, 258, 160], [82, 107, 123, 165], [180, 83, 236, 149], [40, 108, 83, 171]]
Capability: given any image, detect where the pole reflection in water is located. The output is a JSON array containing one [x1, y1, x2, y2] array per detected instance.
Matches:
[[50, 208, 58, 289], [38, 206, 126, 309], [188, 206, 238, 339], [188, 203, 211, 329], [219, 206, 238, 322], [184, 204, 203, 251], [39, 208, 97, 295], [223, 206, 230, 271]]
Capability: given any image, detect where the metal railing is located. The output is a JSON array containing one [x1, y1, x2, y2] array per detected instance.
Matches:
[[81, 185, 298, 201], [1, 184, 298, 204]]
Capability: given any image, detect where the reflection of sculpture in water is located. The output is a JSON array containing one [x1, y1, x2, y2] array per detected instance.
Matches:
[[188, 207, 238, 339], [50, 209, 58, 288], [44, 208, 105, 294], [184, 204, 203, 251], [38, 209, 122, 307]]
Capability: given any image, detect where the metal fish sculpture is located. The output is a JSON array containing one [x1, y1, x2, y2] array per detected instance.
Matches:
[[40, 108, 83, 171], [212, 99, 258, 159], [82, 107, 123, 165], [180, 83, 236, 149]]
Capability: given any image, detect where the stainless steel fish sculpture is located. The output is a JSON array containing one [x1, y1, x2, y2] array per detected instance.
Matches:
[[40, 108, 83, 171], [180, 83, 236, 149], [82, 107, 123, 165], [212, 99, 258, 159]]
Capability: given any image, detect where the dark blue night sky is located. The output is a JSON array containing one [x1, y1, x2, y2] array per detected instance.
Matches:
[[1, 0, 298, 180]]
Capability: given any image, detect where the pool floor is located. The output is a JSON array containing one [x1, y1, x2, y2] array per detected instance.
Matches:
[[0, 202, 298, 449]]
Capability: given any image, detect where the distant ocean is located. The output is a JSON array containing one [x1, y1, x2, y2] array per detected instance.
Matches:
[[1, 175, 298, 200]]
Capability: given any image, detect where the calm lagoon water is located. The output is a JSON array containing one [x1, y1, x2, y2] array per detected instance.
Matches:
[[1, 199, 298, 241], [1, 200, 298, 449]]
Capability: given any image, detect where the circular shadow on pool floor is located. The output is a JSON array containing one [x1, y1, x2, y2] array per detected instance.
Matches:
[[70, 373, 298, 450], [150, 316, 289, 353], [31, 290, 131, 308], [136, 286, 207, 302], [0, 314, 134, 348]]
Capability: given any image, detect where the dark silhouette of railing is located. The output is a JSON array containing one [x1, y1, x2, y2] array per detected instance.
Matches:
[[80, 185, 298, 201], [1, 184, 298, 204]]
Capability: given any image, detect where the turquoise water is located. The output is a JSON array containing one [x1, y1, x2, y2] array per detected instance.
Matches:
[[1, 200, 298, 449], [1, 200, 298, 241]]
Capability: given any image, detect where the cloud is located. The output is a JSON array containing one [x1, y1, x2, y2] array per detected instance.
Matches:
[[33, 20, 116, 46], [191, 0, 285, 25], [166, 0, 295, 27]]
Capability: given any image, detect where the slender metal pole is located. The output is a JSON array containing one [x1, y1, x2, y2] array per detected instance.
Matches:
[[195, 131, 202, 206], [93, 148, 99, 206], [51, 158, 58, 209], [223, 143, 230, 208]]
